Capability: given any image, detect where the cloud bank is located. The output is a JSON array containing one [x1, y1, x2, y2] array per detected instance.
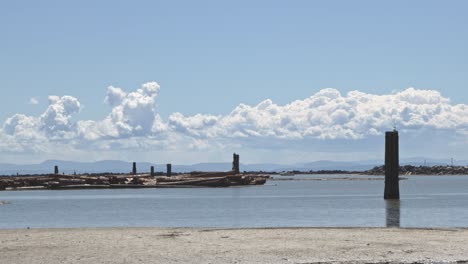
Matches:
[[2, 82, 468, 162]]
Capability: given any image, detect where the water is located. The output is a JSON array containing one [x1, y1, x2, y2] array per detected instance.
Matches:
[[1, 175, 468, 229]]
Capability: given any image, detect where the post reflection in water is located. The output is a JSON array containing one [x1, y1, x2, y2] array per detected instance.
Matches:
[[385, 200, 401, 227]]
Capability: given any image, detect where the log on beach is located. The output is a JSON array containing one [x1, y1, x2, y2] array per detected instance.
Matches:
[[189, 171, 237, 178], [157, 177, 231, 187]]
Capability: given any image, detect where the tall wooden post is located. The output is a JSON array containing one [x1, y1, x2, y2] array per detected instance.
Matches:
[[132, 162, 137, 175], [232, 153, 240, 174], [150, 166, 155, 177], [54, 166, 59, 175], [384, 131, 400, 199], [167, 164, 172, 177]]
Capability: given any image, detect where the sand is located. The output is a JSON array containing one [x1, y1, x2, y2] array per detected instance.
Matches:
[[1, 227, 468, 264]]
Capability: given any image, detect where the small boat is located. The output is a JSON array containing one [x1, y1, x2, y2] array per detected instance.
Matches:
[[279, 172, 295, 176]]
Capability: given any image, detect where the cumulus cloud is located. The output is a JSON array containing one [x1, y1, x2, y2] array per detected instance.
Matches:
[[2, 82, 468, 161], [110, 81, 161, 136], [168, 87, 468, 141], [104, 86, 126, 106], [3, 114, 40, 140], [1, 95, 81, 154], [40, 95, 81, 138], [4, 95, 81, 140], [75, 82, 166, 141]]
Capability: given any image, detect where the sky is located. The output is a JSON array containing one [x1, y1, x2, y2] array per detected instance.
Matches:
[[1, 0, 468, 164]]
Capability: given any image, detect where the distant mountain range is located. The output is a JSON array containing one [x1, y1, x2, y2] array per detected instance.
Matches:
[[0, 157, 463, 175]]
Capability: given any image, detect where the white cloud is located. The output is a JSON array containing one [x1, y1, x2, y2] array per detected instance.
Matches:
[[29, 97, 39, 105], [4, 95, 81, 139], [40, 95, 81, 138], [96, 81, 163, 138], [104, 86, 126, 106], [168, 87, 468, 141], [2, 95, 82, 154], [3, 83, 468, 162]]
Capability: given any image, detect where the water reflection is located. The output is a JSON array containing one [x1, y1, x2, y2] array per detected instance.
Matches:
[[385, 200, 401, 227]]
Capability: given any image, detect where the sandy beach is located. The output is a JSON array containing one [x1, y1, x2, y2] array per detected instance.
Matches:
[[1, 227, 467, 264]]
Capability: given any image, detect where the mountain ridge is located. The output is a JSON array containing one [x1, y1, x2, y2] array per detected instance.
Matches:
[[0, 158, 462, 175]]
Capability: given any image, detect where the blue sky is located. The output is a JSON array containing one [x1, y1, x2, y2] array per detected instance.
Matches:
[[1, 1, 468, 164]]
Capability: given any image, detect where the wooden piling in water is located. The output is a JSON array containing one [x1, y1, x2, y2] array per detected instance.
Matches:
[[167, 164, 172, 177], [384, 130, 400, 199], [132, 162, 137, 175], [232, 153, 240, 174]]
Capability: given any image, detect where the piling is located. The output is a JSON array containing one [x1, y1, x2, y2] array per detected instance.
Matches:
[[384, 130, 400, 199], [132, 162, 137, 175], [54, 166, 59, 175], [167, 164, 172, 177], [151, 166, 155, 177], [232, 153, 240, 174]]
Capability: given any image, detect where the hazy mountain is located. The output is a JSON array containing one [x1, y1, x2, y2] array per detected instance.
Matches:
[[0, 160, 234, 175], [0, 158, 465, 175]]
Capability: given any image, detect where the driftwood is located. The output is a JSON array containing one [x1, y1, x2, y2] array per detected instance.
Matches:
[[189, 171, 236, 177], [157, 177, 230, 187]]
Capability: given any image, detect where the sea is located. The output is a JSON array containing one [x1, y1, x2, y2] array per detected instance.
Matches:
[[1, 174, 468, 229]]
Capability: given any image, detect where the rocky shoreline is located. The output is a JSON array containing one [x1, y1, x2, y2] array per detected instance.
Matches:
[[269, 165, 468, 176], [363, 165, 468, 175]]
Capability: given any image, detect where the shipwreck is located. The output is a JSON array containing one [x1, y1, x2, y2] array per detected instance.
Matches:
[[0, 154, 269, 191]]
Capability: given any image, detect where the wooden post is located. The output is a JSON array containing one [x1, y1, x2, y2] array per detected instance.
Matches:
[[151, 166, 155, 177], [132, 162, 137, 175], [232, 153, 240, 174], [384, 131, 400, 199], [54, 166, 59, 175], [167, 164, 172, 177]]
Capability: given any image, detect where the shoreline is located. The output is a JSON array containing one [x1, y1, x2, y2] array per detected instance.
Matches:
[[2, 174, 466, 192], [1, 227, 468, 264], [3, 226, 468, 231]]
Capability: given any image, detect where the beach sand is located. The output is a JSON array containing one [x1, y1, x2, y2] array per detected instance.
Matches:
[[1, 227, 467, 264]]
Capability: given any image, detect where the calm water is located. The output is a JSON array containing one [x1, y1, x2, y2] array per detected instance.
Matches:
[[1, 175, 468, 229]]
